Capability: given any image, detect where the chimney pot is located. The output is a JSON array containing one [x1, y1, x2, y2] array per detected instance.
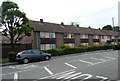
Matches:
[[40, 19, 43, 23], [61, 22, 64, 25]]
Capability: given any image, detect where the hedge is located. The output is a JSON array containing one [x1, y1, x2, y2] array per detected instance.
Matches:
[[43, 44, 117, 56], [8, 51, 17, 62]]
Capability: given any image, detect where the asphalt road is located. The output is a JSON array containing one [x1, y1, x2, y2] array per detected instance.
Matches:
[[1, 50, 119, 81]]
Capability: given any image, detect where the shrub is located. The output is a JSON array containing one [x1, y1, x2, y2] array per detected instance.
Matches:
[[60, 45, 72, 49], [113, 44, 120, 50], [8, 52, 17, 62], [75, 45, 86, 48]]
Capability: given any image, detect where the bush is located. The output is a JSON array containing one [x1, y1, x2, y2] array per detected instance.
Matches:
[[8, 52, 17, 62], [113, 44, 120, 50], [43, 44, 116, 56], [60, 45, 72, 49]]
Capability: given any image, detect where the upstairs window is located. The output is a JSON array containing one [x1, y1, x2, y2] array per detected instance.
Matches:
[[64, 33, 74, 38], [93, 35, 99, 39], [80, 34, 88, 39], [40, 32, 46, 38], [49, 33, 55, 38]]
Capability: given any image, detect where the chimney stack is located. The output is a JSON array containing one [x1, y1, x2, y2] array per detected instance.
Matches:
[[40, 19, 43, 23], [61, 22, 64, 25]]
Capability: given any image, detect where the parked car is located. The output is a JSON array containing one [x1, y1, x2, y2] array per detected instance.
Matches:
[[16, 49, 51, 64]]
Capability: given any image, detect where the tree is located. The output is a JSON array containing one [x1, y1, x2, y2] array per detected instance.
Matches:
[[102, 25, 113, 30], [113, 26, 120, 32], [1, 1, 34, 51]]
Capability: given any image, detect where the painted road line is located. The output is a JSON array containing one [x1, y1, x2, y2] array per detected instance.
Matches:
[[90, 57, 106, 62], [96, 76, 108, 80], [38, 69, 75, 80], [64, 72, 82, 79], [103, 56, 116, 59], [71, 74, 92, 79], [79, 59, 94, 65], [44, 67, 53, 75], [14, 73, 18, 81], [55, 71, 75, 79], [1, 65, 50, 76], [65, 63, 77, 69]]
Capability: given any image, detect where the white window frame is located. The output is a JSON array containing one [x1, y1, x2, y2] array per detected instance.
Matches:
[[40, 44, 46, 50], [40, 32, 46, 38], [50, 44, 56, 49], [49, 32, 55, 38]]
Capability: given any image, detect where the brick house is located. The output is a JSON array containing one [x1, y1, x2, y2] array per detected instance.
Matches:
[[1, 19, 120, 50], [28, 19, 120, 50]]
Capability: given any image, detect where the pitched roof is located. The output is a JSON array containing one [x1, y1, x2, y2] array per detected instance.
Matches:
[[30, 20, 119, 36]]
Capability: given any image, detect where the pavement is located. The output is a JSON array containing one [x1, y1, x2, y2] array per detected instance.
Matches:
[[1, 50, 119, 81]]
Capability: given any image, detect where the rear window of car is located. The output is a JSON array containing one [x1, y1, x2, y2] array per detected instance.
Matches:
[[32, 50, 40, 54], [24, 50, 33, 54]]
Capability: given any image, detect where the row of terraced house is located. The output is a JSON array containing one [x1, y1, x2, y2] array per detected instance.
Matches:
[[2, 19, 120, 51]]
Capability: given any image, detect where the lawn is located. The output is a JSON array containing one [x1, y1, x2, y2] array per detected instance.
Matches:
[[0, 58, 9, 63]]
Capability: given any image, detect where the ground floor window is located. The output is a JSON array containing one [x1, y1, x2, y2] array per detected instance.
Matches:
[[93, 42, 99, 44], [50, 44, 56, 49], [64, 43, 75, 47], [40, 44, 56, 50], [81, 43, 89, 46], [40, 44, 46, 50]]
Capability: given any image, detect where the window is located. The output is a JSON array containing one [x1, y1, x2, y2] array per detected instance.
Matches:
[[64, 33, 67, 38], [32, 50, 40, 54], [25, 50, 33, 54], [64, 43, 75, 47], [71, 43, 75, 47], [40, 32, 46, 38], [112, 36, 115, 39], [81, 43, 89, 46], [49, 33, 55, 38], [40, 44, 46, 50], [93, 42, 99, 44], [102, 36, 104, 39], [93, 35, 99, 39], [50, 44, 56, 49], [64, 33, 74, 38], [80, 34, 88, 39]]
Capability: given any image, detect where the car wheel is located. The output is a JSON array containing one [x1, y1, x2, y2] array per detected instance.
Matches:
[[23, 58, 29, 64], [44, 56, 50, 60]]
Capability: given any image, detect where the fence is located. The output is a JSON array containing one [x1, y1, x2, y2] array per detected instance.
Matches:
[[2, 43, 32, 58]]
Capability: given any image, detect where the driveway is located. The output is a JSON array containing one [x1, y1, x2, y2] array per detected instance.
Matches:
[[1, 50, 119, 81]]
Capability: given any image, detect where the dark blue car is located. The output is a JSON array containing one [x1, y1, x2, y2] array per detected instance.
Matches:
[[16, 49, 51, 64]]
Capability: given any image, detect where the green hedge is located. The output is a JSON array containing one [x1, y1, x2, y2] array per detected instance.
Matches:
[[43, 44, 116, 56], [8, 52, 17, 62], [113, 44, 120, 50]]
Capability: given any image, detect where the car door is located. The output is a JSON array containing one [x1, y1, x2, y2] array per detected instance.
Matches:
[[24, 50, 35, 61], [32, 50, 42, 61]]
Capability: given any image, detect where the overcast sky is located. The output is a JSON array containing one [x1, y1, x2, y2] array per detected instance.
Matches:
[[0, 0, 120, 29]]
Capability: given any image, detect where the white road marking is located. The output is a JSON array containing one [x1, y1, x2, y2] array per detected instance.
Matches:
[[64, 72, 82, 79], [39, 69, 75, 80], [96, 76, 108, 80], [14, 73, 18, 81], [103, 56, 116, 60], [1, 65, 50, 76], [90, 57, 106, 62], [44, 67, 53, 75], [79, 59, 94, 65], [71, 74, 92, 79], [55, 71, 75, 79], [65, 63, 77, 69]]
